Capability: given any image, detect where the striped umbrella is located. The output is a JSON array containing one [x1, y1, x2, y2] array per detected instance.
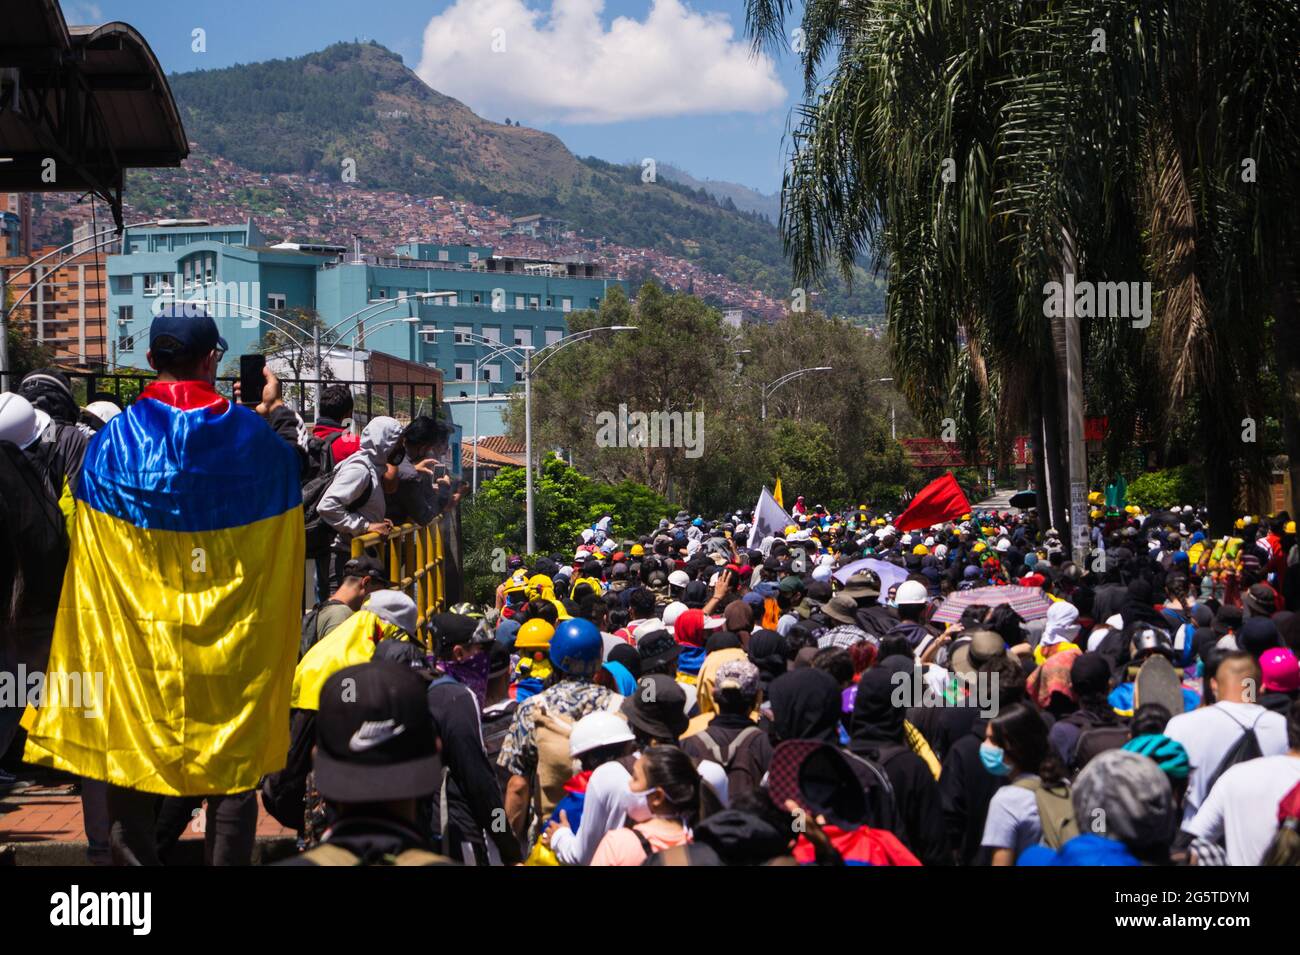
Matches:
[[932, 585, 1053, 624]]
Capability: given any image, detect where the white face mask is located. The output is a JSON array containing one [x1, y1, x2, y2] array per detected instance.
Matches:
[[623, 782, 653, 823]]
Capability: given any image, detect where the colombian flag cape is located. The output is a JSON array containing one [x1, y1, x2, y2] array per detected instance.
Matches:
[[23, 381, 304, 796]]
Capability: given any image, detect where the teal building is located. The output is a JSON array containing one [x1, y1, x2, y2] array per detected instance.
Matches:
[[106, 222, 630, 396]]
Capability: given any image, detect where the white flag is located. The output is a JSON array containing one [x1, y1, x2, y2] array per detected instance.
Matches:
[[747, 486, 792, 551]]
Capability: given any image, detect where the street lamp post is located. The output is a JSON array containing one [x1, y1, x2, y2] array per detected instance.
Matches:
[[1, 217, 209, 391], [758, 366, 834, 421], [425, 325, 636, 554]]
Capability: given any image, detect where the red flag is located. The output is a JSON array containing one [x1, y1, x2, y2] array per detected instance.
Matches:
[[896, 471, 971, 532]]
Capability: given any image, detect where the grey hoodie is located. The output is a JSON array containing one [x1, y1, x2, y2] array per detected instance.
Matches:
[[318, 415, 403, 546]]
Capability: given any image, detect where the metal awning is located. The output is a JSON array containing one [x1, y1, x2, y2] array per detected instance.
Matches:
[[0, 0, 188, 229]]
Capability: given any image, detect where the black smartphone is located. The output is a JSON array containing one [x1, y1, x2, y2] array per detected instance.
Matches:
[[238, 354, 265, 405]]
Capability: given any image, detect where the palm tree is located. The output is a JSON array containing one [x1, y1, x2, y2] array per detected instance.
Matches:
[[748, 0, 1300, 531]]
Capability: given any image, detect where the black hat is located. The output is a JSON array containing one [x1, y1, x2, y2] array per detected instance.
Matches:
[[313, 661, 441, 803], [149, 303, 228, 358], [621, 674, 689, 741], [683, 580, 709, 608], [428, 612, 490, 654], [343, 556, 389, 586], [637, 628, 680, 672]]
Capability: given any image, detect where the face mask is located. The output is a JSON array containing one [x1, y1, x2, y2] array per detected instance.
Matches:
[[979, 741, 1011, 777], [442, 650, 490, 710], [623, 782, 653, 823]]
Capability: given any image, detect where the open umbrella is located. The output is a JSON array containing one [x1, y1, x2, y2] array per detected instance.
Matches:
[[931, 585, 1054, 624], [1009, 489, 1037, 510], [833, 557, 909, 593]]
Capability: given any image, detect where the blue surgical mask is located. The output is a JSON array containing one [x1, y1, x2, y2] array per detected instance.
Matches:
[[979, 741, 1011, 777]]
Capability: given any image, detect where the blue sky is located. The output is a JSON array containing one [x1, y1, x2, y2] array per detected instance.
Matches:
[[70, 0, 807, 195]]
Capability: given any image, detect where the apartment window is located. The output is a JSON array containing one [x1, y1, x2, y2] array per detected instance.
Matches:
[[472, 292, 482, 305], [467, 252, 479, 263], [514, 294, 525, 310], [545, 328, 563, 346], [562, 297, 572, 313], [113, 275, 133, 294], [448, 294, 458, 307], [454, 324, 472, 344], [484, 364, 501, 383], [438, 250, 449, 262], [267, 293, 287, 311], [514, 368, 525, 384], [117, 306, 134, 351], [142, 274, 159, 296], [545, 298, 553, 308], [454, 362, 472, 381], [514, 329, 532, 348], [529, 296, 540, 310], [481, 327, 501, 345], [204, 256, 215, 284]]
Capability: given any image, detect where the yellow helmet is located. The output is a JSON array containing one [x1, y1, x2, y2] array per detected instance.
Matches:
[[913, 544, 929, 555], [1287, 521, 1297, 535], [784, 524, 798, 536], [630, 543, 645, 557], [1235, 518, 1245, 530], [973, 541, 986, 553], [1088, 491, 1104, 505], [527, 574, 555, 600], [515, 618, 555, 650]]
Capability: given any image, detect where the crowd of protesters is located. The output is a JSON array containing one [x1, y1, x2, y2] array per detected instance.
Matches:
[[3, 304, 1300, 867]]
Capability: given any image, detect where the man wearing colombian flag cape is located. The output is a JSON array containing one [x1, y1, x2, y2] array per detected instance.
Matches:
[[24, 305, 307, 865]]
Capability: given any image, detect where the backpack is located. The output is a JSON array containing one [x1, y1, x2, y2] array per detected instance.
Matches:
[[840, 749, 899, 833], [300, 599, 346, 660], [692, 726, 763, 790], [298, 843, 452, 866], [0, 440, 69, 620], [260, 708, 317, 832], [1204, 707, 1266, 794], [302, 460, 373, 553], [1072, 724, 1130, 773], [1013, 776, 1079, 849]]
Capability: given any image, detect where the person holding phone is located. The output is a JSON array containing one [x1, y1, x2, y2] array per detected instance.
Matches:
[[383, 415, 456, 527]]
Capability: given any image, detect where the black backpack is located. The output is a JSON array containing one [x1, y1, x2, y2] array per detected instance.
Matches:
[[692, 726, 764, 790], [0, 440, 69, 622], [1204, 707, 1266, 793], [302, 441, 372, 552], [840, 749, 899, 833], [300, 598, 346, 660]]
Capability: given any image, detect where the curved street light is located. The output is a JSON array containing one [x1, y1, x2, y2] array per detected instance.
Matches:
[[758, 366, 833, 421]]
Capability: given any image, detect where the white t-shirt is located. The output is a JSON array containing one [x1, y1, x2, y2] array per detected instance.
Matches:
[[981, 775, 1043, 857], [1184, 754, 1300, 865], [1165, 701, 1289, 824]]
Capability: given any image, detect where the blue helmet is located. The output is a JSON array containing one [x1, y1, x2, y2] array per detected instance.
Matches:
[[550, 618, 602, 677]]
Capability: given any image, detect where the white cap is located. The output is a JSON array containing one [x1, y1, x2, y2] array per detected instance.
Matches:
[[895, 580, 929, 606], [365, 590, 418, 636], [662, 601, 688, 633], [703, 614, 726, 631], [0, 393, 48, 450], [668, 570, 690, 589], [569, 711, 635, 757], [83, 400, 122, 425], [811, 563, 833, 583]]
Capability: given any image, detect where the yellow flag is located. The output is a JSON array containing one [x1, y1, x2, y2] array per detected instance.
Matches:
[[773, 478, 784, 510]]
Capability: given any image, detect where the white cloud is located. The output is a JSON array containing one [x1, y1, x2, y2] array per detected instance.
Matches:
[[416, 0, 787, 124]]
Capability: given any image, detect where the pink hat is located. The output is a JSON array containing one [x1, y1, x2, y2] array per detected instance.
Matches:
[[1260, 647, 1300, 694]]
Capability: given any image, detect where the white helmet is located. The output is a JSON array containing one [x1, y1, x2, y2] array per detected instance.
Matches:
[[0, 393, 48, 450], [895, 580, 929, 606], [83, 400, 122, 426], [662, 600, 689, 633], [569, 711, 635, 757], [667, 570, 690, 589]]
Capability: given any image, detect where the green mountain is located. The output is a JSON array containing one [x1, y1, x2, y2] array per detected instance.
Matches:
[[158, 41, 884, 319], [657, 163, 781, 225]]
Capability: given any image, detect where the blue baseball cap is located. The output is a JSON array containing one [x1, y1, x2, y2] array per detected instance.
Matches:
[[149, 303, 228, 358]]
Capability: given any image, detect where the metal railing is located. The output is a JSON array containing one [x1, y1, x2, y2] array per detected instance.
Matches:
[[28, 370, 440, 424], [350, 517, 447, 637]]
